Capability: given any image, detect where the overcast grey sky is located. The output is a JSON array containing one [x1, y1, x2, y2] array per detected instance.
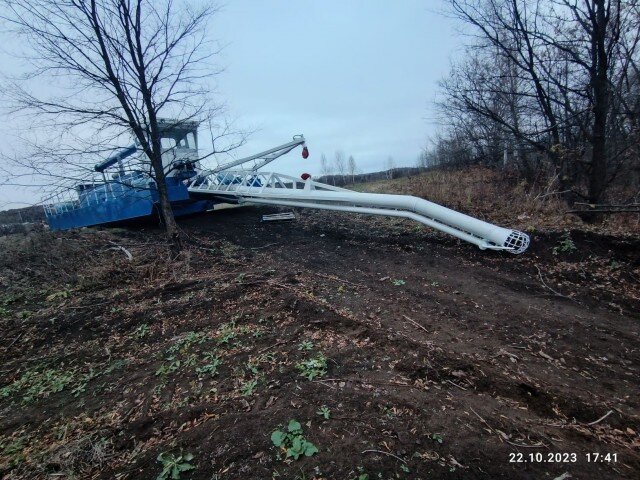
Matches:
[[0, 0, 461, 209]]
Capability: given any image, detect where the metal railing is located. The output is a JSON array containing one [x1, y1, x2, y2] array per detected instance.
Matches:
[[44, 171, 153, 218]]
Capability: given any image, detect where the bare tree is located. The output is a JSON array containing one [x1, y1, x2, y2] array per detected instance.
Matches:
[[442, 0, 639, 205], [1, 0, 228, 252], [334, 150, 347, 182], [320, 153, 331, 178], [347, 155, 357, 183], [385, 156, 395, 179]]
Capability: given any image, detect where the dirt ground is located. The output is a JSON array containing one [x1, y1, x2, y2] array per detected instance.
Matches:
[[0, 205, 639, 479]]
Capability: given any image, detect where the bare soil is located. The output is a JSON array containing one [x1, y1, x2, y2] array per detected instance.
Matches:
[[0, 205, 639, 480]]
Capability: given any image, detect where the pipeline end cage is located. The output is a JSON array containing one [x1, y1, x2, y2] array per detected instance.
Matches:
[[504, 231, 530, 254]]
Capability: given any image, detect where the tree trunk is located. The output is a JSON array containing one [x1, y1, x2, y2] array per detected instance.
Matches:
[[150, 150, 182, 254], [588, 0, 610, 205]]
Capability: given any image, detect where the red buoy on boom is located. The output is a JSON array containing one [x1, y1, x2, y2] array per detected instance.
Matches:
[[301, 146, 309, 159]]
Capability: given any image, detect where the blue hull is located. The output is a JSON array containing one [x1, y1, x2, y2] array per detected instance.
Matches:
[[45, 178, 217, 231]]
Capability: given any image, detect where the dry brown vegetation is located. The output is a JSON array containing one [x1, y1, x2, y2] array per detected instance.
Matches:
[[356, 167, 640, 235]]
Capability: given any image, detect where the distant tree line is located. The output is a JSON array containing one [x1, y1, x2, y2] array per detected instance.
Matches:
[[0, 205, 45, 225], [317, 166, 425, 187], [422, 0, 640, 206], [319, 151, 359, 184]]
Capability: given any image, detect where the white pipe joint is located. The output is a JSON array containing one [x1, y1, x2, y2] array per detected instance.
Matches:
[[235, 188, 530, 254]]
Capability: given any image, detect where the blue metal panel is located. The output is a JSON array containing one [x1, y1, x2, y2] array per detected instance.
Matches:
[[172, 200, 216, 217], [47, 188, 155, 231], [45, 177, 217, 231]]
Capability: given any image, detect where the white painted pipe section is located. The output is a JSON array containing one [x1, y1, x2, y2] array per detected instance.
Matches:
[[232, 187, 529, 253], [188, 171, 530, 253], [240, 197, 511, 250]]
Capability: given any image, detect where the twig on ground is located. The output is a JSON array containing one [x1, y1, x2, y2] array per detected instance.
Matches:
[[316, 381, 337, 390], [496, 348, 520, 361], [107, 241, 167, 247], [66, 302, 110, 310], [504, 439, 547, 448], [361, 449, 406, 464], [587, 410, 613, 426], [470, 407, 546, 448], [567, 208, 640, 214], [250, 242, 279, 250], [470, 407, 495, 433], [402, 315, 429, 334], [535, 189, 571, 200], [446, 379, 467, 391], [312, 378, 421, 390], [6, 331, 25, 349], [534, 265, 576, 302], [108, 245, 133, 261], [315, 272, 367, 288], [257, 341, 286, 354]]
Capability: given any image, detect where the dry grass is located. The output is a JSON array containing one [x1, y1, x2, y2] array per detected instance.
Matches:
[[354, 167, 640, 234]]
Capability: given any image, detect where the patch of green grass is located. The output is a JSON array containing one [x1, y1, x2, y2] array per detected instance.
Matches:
[[215, 321, 259, 347], [1, 367, 77, 403], [0, 435, 29, 468], [45, 288, 71, 302], [247, 363, 260, 376], [240, 378, 258, 396], [153, 380, 168, 396], [252, 328, 264, 338], [351, 467, 372, 480], [156, 451, 195, 480], [166, 331, 208, 355], [297, 341, 314, 351], [104, 359, 129, 374], [71, 368, 99, 397], [71, 360, 128, 396], [1, 359, 128, 403], [1, 293, 24, 306], [184, 354, 198, 368], [553, 231, 577, 255], [133, 323, 150, 338], [271, 420, 319, 460], [392, 279, 406, 286], [316, 406, 331, 419], [296, 354, 328, 380], [157, 331, 216, 378], [217, 322, 239, 346], [195, 353, 221, 378], [156, 357, 182, 377]]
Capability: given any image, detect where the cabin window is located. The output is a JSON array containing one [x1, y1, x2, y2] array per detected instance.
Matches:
[[161, 137, 176, 150], [185, 132, 196, 149]]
